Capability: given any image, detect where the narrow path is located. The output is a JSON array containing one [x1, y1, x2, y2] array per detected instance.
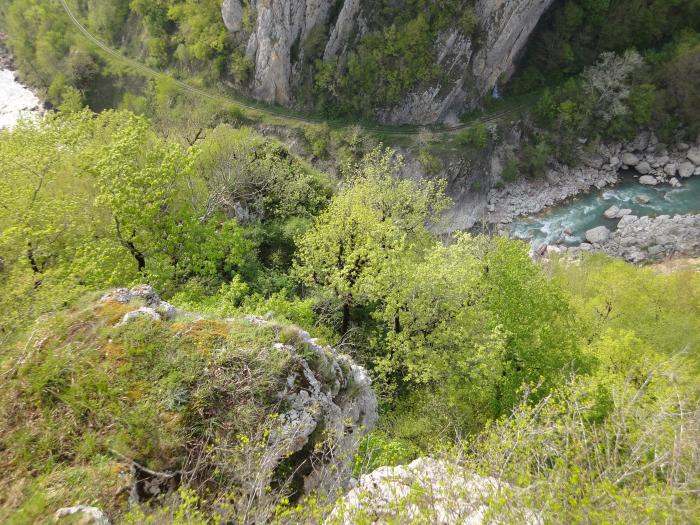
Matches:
[[59, 0, 527, 136]]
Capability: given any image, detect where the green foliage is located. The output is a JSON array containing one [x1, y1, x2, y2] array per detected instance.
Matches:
[[303, 124, 331, 159], [456, 123, 490, 149], [294, 147, 449, 336], [230, 50, 253, 83], [417, 148, 442, 175], [500, 159, 519, 182], [312, 0, 471, 117], [0, 298, 300, 522], [520, 139, 551, 177], [459, 6, 478, 35]]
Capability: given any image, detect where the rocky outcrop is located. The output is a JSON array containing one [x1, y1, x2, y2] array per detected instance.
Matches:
[[329, 458, 539, 524], [101, 284, 177, 324], [248, 314, 378, 494], [469, 0, 555, 106], [100, 286, 377, 497], [547, 215, 700, 264], [223, 0, 555, 123]]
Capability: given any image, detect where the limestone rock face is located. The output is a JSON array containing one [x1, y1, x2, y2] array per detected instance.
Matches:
[[226, 0, 556, 123], [253, 315, 379, 494], [329, 458, 539, 524], [221, 0, 243, 32], [244, 0, 334, 105]]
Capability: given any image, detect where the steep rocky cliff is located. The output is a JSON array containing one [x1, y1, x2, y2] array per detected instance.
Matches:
[[222, 0, 555, 123]]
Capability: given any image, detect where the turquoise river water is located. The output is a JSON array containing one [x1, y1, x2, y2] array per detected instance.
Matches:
[[510, 174, 700, 247]]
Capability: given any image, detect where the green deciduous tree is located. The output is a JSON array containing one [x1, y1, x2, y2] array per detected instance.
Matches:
[[295, 148, 448, 336]]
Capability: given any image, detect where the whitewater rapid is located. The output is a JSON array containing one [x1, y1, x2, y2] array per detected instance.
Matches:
[[0, 68, 41, 129]]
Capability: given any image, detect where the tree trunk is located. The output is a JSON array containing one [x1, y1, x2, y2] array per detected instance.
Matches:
[[341, 301, 351, 337]]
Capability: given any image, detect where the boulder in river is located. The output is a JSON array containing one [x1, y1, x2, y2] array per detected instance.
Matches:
[[687, 147, 700, 165], [639, 175, 658, 186], [622, 152, 640, 166], [585, 226, 611, 244], [603, 205, 620, 219], [635, 161, 651, 175], [679, 162, 695, 178], [637, 195, 651, 204], [664, 163, 678, 177], [603, 206, 632, 219]]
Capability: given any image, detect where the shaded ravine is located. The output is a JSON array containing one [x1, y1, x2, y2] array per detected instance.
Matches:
[[510, 174, 700, 248]]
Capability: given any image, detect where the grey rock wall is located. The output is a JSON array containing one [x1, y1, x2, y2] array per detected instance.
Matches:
[[222, 0, 555, 123]]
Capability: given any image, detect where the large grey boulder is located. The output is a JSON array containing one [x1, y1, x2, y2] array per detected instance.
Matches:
[[687, 147, 700, 165], [639, 175, 658, 186], [603, 206, 631, 219], [664, 163, 678, 177], [679, 161, 695, 178], [635, 161, 651, 175], [621, 152, 640, 166], [585, 226, 611, 244]]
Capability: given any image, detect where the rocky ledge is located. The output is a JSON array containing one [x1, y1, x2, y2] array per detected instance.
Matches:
[[544, 214, 700, 264]]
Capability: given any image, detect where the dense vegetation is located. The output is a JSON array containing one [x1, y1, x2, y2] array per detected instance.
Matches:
[[312, 0, 477, 118], [1, 0, 700, 522], [1, 109, 698, 522], [511, 0, 700, 164]]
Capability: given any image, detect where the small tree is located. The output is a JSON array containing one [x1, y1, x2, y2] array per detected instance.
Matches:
[[294, 148, 449, 337]]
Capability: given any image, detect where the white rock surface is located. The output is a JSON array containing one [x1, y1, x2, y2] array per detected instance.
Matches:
[[54, 506, 110, 524], [329, 458, 538, 525], [0, 69, 41, 129]]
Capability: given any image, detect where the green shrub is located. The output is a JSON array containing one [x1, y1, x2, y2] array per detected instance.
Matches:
[[500, 158, 518, 182]]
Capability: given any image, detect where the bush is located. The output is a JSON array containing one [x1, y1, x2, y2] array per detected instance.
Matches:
[[459, 6, 478, 35], [500, 159, 519, 182], [456, 123, 490, 148]]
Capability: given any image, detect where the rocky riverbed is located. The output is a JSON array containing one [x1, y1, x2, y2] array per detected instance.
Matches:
[[488, 130, 700, 227], [494, 130, 700, 263], [544, 214, 700, 264]]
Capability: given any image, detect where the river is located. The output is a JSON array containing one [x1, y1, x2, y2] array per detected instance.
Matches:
[[0, 68, 41, 129], [510, 174, 700, 247]]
